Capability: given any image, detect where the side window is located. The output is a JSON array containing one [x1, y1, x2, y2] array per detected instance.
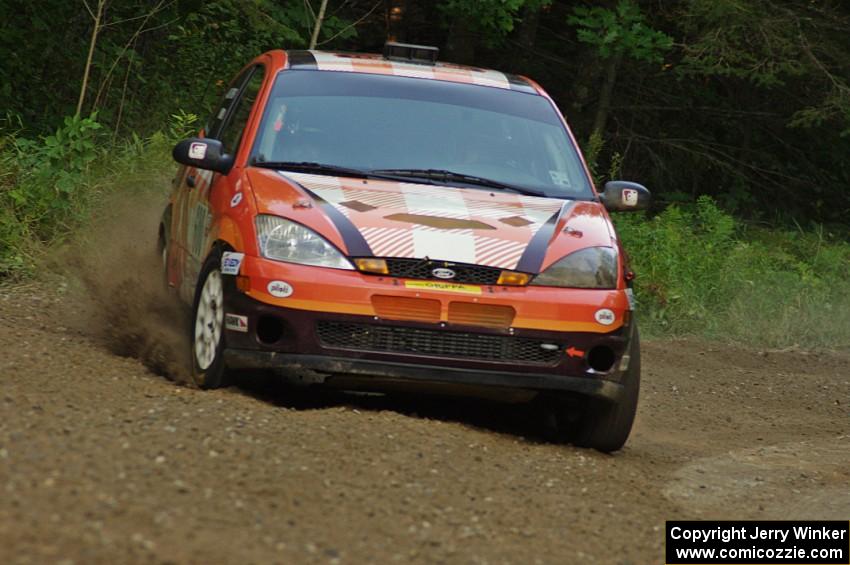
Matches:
[[218, 67, 265, 154], [205, 68, 252, 139]]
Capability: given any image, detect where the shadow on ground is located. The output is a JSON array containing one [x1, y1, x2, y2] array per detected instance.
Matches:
[[229, 370, 554, 444]]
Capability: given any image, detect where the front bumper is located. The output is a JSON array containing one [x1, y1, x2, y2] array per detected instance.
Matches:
[[224, 350, 625, 401], [222, 288, 633, 402]]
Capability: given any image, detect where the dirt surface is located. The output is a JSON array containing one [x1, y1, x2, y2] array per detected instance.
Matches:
[[1, 281, 848, 564]]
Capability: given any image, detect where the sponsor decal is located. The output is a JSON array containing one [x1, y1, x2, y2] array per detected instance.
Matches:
[[224, 313, 248, 333], [431, 268, 456, 280], [595, 308, 616, 326], [622, 188, 639, 207], [404, 281, 481, 295], [188, 142, 207, 160], [267, 280, 294, 298], [220, 252, 244, 276], [230, 192, 243, 208]]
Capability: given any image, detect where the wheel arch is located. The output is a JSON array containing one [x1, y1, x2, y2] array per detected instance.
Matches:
[[205, 215, 247, 258]]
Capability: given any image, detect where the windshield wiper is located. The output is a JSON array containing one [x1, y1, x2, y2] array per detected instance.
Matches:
[[252, 161, 407, 183], [371, 168, 548, 197], [253, 162, 552, 198]]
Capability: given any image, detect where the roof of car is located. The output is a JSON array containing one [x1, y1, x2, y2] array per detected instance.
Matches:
[[285, 50, 538, 94]]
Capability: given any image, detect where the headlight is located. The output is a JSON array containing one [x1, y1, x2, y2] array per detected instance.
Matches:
[[530, 247, 618, 289], [255, 215, 354, 270]]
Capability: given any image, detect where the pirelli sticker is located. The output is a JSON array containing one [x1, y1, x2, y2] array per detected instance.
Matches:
[[404, 281, 482, 295]]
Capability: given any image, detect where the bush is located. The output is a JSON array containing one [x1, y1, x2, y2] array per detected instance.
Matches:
[[0, 114, 181, 277], [615, 197, 850, 348]]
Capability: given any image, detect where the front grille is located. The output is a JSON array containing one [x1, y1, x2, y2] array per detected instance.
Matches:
[[447, 302, 515, 328], [371, 295, 441, 323], [316, 321, 561, 365], [383, 258, 502, 285]]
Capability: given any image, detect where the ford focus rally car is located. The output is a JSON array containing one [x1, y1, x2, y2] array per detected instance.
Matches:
[[161, 43, 651, 452]]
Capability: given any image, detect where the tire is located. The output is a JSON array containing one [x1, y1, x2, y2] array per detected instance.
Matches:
[[190, 250, 231, 389], [157, 227, 169, 288], [542, 327, 641, 453], [158, 206, 172, 286]]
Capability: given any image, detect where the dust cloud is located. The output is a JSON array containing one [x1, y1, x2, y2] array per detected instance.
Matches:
[[49, 191, 191, 383]]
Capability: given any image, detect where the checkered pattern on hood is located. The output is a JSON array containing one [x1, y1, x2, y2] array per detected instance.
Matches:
[[283, 172, 565, 270]]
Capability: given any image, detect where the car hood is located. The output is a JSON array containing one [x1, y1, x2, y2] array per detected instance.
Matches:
[[247, 169, 615, 273]]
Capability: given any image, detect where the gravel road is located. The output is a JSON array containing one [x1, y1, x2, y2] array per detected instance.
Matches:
[[1, 282, 848, 564]]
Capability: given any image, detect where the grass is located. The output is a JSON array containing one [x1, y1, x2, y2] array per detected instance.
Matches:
[[615, 197, 850, 349], [0, 114, 189, 277]]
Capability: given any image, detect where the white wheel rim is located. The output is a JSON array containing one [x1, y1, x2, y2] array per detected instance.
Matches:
[[194, 269, 224, 371]]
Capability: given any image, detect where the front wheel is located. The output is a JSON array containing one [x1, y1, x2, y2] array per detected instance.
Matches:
[[190, 252, 230, 389], [543, 327, 641, 453]]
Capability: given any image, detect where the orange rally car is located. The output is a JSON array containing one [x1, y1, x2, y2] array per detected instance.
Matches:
[[161, 43, 651, 451]]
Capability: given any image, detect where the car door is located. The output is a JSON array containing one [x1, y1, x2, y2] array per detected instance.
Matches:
[[170, 64, 266, 302]]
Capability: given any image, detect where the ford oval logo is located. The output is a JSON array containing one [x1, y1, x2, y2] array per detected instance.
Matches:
[[432, 268, 456, 280]]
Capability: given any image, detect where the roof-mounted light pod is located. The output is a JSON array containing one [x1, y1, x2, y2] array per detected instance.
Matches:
[[383, 42, 439, 65]]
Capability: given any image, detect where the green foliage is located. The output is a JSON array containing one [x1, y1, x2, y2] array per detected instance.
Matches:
[[439, 0, 549, 41], [569, 0, 672, 62], [674, 0, 805, 87], [6, 114, 103, 244], [615, 197, 850, 348], [583, 132, 623, 186], [584, 131, 606, 183], [607, 151, 624, 182], [168, 110, 201, 140], [154, 0, 307, 127], [0, 114, 176, 277]]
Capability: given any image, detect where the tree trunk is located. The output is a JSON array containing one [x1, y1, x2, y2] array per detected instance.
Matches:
[[309, 0, 329, 49], [77, 0, 106, 116], [592, 51, 623, 138], [112, 39, 136, 143]]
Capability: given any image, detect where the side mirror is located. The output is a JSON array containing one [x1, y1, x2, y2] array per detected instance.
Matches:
[[172, 138, 234, 174], [600, 181, 651, 212]]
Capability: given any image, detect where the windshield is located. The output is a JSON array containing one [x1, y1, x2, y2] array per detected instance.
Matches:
[[250, 70, 593, 199]]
